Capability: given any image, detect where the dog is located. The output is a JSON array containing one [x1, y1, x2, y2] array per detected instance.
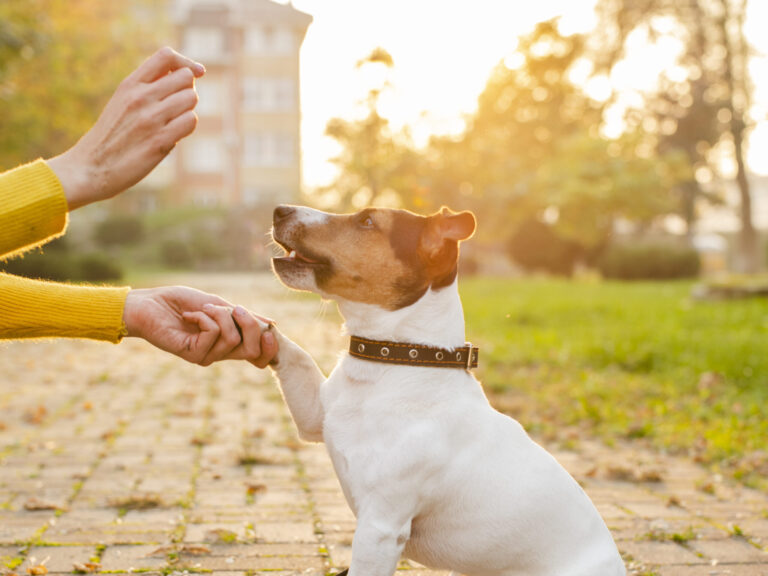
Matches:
[[264, 204, 626, 576]]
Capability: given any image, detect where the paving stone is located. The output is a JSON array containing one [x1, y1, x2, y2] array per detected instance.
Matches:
[[688, 537, 768, 563], [100, 544, 170, 571], [24, 546, 97, 573], [618, 540, 708, 565]]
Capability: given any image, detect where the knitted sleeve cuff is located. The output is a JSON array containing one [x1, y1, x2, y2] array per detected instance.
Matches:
[[0, 273, 131, 343], [0, 159, 68, 260]]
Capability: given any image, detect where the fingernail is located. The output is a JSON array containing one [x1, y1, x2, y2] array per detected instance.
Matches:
[[234, 305, 247, 317], [194, 62, 206, 75], [263, 332, 274, 346], [203, 303, 214, 311]]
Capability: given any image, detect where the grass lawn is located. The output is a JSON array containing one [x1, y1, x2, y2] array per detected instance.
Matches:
[[461, 277, 768, 488]]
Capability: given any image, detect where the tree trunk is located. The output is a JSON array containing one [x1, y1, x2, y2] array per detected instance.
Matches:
[[719, 0, 758, 273]]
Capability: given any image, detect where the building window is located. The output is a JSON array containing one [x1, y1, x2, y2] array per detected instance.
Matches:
[[273, 28, 294, 53], [184, 137, 224, 173], [193, 189, 220, 207], [244, 133, 295, 167], [183, 27, 225, 60], [243, 77, 295, 112], [244, 26, 295, 54], [244, 26, 266, 54], [243, 187, 286, 207], [196, 78, 225, 116]]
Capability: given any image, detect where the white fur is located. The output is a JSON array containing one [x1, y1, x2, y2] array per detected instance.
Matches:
[[267, 276, 625, 576]]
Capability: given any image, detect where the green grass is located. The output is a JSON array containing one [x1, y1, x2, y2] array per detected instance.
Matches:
[[461, 277, 768, 486]]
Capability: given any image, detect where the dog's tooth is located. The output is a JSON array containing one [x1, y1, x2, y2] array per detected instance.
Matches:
[[288, 250, 296, 259]]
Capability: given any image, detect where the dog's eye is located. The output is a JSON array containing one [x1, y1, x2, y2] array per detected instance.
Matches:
[[359, 215, 375, 229]]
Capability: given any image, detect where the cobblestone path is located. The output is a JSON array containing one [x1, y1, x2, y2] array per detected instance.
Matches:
[[1, 273, 767, 576]]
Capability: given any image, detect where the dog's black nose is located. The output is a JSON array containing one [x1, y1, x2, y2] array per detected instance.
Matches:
[[274, 205, 296, 223]]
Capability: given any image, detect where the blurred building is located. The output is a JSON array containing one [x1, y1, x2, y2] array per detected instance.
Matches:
[[148, 0, 312, 208]]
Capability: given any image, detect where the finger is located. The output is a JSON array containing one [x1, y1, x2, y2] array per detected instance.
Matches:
[[160, 109, 198, 145], [147, 66, 196, 101], [182, 311, 220, 364], [134, 46, 205, 83], [156, 87, 199, 125], [226, 306, 263, 361], [200, 304, 243, 365], [252, 329, 279, 369]]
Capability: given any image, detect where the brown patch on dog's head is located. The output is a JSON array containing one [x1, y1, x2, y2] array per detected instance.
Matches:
[[272, 205, 475, 310]]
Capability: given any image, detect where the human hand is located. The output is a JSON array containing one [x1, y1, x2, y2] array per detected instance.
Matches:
[[194, 304, 279, 368], [47, 47, 205, 210], [123, 286, 277, 367]]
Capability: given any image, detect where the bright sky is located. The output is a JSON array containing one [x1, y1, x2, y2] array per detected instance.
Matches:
[[288, 0, 768, 189]]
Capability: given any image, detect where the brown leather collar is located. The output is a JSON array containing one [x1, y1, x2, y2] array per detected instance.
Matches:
[[349, 336, 479, 370]]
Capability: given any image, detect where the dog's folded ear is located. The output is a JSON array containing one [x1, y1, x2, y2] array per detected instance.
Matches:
[[420, 207, 476, 258]]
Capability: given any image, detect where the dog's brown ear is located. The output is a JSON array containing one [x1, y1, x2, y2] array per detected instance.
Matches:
[[420, 207, 476, 258]]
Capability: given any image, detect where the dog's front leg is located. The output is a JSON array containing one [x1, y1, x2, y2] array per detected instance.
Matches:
[[347, 509, 411, 576], [268, 327, 326, 442]]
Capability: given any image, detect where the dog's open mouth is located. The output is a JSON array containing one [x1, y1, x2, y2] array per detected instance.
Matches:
[[273, 241, 329, 268]]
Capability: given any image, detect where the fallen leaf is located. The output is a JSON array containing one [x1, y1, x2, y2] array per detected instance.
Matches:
[[23, 405, 47, 425], [146, 546, 174, 557], [666, 495, 683, 508], [24, 498, 66, 512], [180, 545, 211, 556], [72, 562, 100, 573], [27, 566, 47, 576], [246, 483, 268, 496], [637, 468, 664, 483]]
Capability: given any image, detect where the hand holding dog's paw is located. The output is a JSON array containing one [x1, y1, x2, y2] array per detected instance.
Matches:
[[122, 286, 272, 366], [192, 304, 278, 368]]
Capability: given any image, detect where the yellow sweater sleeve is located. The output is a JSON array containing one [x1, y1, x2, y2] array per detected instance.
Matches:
[[0, 160, 130, 343], [0, 159, 69, 258]]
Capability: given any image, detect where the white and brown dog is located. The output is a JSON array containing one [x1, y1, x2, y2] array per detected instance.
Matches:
[[264, 204, 626, 576]]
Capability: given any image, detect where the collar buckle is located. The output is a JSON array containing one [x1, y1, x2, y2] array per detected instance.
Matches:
[[465, 342, 474, 370]]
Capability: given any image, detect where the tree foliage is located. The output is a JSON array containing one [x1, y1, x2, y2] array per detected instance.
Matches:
[[0, 0, 162, 169], [319, 47, 419, 210], [424, 20, 689, 247], [592, 0, 757, 269]]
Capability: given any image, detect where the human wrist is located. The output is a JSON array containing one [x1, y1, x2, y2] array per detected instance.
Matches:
[[122, 289, 146, 338], [46, 147, 98, 211]]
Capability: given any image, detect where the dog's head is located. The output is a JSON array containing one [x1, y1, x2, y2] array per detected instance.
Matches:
[[271, 205, 475, 310]]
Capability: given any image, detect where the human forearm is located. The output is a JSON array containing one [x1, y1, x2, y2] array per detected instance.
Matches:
[[0, 160, 68, 259], [0, 273, 129, 342]]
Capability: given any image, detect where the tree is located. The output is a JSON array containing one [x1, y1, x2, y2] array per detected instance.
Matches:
[[423, 20, 685, 246], [593, 0, 759, 271], [0, 1, 163, 170], [318, 48, 419, 210]]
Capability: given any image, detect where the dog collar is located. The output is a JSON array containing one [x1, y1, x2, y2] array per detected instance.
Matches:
[[349, 336, 479, 370]]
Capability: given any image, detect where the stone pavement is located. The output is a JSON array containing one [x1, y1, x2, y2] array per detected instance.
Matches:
[[1, 273, 767, 576]]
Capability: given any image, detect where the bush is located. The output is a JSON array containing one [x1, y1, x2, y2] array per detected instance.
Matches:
[[94, 214, 144, 246], [78, 253, 123, 281], [1, 250, 73, 281], [1, 250, 122, 282], [508, 219, 584, 276], [597, 241, 700, 280], [161, 239, 194, 268]]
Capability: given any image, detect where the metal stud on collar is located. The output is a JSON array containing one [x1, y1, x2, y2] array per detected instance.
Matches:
[[409, 349, 418, 359], [380, 347, 390, 357]]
